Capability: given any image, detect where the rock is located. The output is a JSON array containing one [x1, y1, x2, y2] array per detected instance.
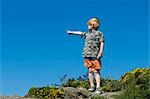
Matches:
[[61, 87, 122, 99], [77, 87, 91, 97], [0, 96, 33, 99], [91, 91, 122, 99], [61, 87, 89, 99], [61, 87, 79, 99], [1, 87, 122, 99]]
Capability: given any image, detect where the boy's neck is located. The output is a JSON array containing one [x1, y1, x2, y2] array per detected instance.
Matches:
[[89, 29, 97, 32]]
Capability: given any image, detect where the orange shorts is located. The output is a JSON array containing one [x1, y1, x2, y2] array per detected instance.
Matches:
[[84, 59, 101, 70]]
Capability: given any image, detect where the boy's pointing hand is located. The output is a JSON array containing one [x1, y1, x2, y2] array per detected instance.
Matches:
[[66, 30, 72, 34]]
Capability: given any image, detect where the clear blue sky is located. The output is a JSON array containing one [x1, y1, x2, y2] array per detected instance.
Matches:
[[1, 0, 149, 96]]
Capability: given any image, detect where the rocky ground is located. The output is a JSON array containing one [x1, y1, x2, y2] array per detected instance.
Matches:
[[62, 87, 122, 99], [0, 87, 122, 99], [0, 96, 31, 99]]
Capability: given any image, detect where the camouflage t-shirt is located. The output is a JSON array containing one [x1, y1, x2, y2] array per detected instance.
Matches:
[[80, 31, 104, 58]]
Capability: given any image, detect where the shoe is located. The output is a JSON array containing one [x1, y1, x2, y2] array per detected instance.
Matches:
[[95, 87, 103, 94], [88, 86, 95, 92]]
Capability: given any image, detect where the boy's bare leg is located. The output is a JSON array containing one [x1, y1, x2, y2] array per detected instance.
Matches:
[[88, 68, 94, 87], [94, 69, 100, 88]]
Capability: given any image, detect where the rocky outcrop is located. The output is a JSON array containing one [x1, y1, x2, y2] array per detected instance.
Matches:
[[1, 87, 121, 99], [0, 96, 32, 99], [61, 87, 121, 99]]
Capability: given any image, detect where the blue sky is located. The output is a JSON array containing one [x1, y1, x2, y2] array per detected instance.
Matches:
[[1, 0, 149, 96]]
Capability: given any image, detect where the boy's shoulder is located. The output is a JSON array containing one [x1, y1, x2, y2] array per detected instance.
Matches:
[[96, 31, 104, 36]]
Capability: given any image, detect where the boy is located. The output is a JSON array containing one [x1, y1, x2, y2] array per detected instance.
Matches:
[[66, 17, 104, 94]]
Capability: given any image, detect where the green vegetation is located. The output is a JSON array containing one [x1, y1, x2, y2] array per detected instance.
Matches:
[[62, 76, 122, 92], [62, 74, 90, 89], [116, 68, 150, 99], [101, 78, 122, 92], [26, 67, 150, 99], [62, 78, 89, 89], [26, 86, 65, 99]]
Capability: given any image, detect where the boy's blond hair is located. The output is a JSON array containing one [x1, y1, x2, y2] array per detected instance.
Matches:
[[87, 17, 100, 30]]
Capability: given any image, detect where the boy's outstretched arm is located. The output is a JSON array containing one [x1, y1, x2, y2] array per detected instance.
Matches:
[[66, 30, 82, 35]]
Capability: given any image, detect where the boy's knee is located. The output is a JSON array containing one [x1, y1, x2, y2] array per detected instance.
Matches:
[[94, 69, 100, 74], [88, 68, 94, 73]]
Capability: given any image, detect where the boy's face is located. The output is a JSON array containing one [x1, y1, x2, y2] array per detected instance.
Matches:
[[88, 21, 98, 30]]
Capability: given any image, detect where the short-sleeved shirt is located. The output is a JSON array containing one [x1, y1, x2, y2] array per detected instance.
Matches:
[[80, 31, 104, 58]]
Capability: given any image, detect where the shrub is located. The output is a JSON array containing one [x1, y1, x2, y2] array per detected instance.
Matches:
[[116, 68, 150, 99], [26, 86, 65, 99], [62, 75, 123, 92], [121, 68, 150, 84], [62, 78, 89, 89], [101, 79, 122, 92], [115, 83, 150, 99]]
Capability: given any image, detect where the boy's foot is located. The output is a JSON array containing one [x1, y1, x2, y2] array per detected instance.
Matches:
[[94, 87, 103, 94], [88, 86, 95, 92]]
